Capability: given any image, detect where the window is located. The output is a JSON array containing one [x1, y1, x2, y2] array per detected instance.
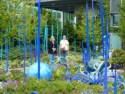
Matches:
[[110, 0, 121, 27], [111, 13, 120, 27]]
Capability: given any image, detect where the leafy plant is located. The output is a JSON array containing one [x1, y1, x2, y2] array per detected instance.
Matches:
[[8, 47, 24, 60], [1, 77, 104, 94], [109, 49, 125, 67], [119, 0, 125, 49]]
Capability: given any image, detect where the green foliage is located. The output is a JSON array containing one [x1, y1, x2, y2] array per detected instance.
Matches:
[[67, 52, 82, 63], [62, 20, 76, 42], [102, 0, 110, 14], [40, 52, 50, 63], [0, 70, 23, 82], [8, 47, 31, 61], [74, 0, 111, 52], [0, 52, 124, 94], [0, 0, 47, 44], [0, 75, 8, 82], [119, 0, 125, 49], [11, 71, 23, 80], [45, 10, 61, 41], [8, 47, 24, 60], [1, 78, 104, 94], [76, 7, 84, 26], [76, 8, 101, 47], [109, 49, 125, 67], [52, 66, 66, 80]]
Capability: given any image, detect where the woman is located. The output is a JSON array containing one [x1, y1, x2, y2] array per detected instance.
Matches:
[[48, 36, 57, 63], [60, 35, 69, 60]]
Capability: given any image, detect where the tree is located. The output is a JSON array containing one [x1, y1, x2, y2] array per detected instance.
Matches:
[[119, 0, 125, 49], [76, 8, 101, 50], [0, 0, 47, 45]]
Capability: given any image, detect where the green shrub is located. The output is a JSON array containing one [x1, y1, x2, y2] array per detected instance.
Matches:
[[0, 75, 7, 82], [109, 49, 125, 67], [8, 47, 30, 60], [1, 78, 103, 94], [1, 77, 124, 94]]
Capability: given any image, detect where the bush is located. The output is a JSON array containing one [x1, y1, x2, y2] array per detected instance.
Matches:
[[8, 47, 30, 60], [1, 78, 104, 94], [109, 49, 125, 68]]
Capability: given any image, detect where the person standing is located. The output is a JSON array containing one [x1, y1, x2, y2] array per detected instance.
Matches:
[[60, 35, 69, 61], [48, 36, 57, 63]]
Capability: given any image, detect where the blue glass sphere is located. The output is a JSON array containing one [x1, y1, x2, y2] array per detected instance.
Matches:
[[27, 62, 52, 80], [30, 91, 39, 94]]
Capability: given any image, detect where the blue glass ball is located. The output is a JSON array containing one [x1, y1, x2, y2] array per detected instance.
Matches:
[[27, 62, 52, 80], [30, 91, 39, 94]]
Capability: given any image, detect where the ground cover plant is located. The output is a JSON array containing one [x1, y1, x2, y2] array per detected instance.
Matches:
[[0, 51, 125, 94]]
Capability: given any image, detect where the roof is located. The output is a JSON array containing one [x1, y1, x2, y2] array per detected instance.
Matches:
[[35, 0, 97, 13]]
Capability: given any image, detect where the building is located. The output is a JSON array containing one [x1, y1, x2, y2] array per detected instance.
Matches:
[[34, 0, 97, 29], [34, 0, 123, 28]]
